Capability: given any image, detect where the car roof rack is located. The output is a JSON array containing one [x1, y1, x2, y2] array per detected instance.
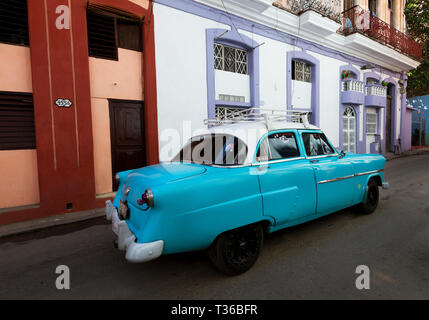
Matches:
[[204, 107, 311, 130]]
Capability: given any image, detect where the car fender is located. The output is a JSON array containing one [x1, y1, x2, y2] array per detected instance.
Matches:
[[362, 172, 384, 203]]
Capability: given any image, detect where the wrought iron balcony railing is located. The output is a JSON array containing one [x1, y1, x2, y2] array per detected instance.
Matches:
[[339, 5, 422, 61], [274, 0, 342, 23]]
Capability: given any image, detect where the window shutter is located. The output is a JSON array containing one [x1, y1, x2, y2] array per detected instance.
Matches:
[[117, 19, 142, 52], [87, 10, 117, 60], [0, 0, 29, 46], [0, 92, 36, 150]]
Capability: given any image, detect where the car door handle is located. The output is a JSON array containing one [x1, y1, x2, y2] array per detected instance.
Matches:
[[257, 165, 270, 171], [310, 159, 320, 164]]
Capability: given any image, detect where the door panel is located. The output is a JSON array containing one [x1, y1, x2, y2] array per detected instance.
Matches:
[[256, 131, 316, 225], [109, 100, 146, 187], [300, 131, 356, 215], [311, 156, 356, 215], [258, 160, 316, 224]]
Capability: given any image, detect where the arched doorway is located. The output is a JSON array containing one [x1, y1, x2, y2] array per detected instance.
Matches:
[[343, 106, 356, 153], [385, 83, 394, 152]]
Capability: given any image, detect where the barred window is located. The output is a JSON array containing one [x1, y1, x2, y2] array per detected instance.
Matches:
[[214, 43, 248, 75], [366, 112, 377, 134], [292, 60, 311, 83], [215, 106, 248, 121]]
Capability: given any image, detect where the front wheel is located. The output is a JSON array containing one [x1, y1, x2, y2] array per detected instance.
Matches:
[[359, 179, 379, 214], [208, 223, 264, 276]]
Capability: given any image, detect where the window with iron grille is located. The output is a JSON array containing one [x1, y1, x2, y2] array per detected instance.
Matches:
[[292, 60, 311, 83], [214, 43, 248, 75], [0, 0, 29, 46], [215, 106, 248, 121], [366, 111, 377, 134], [0, 92, 36, 150], [87, 10, 142, 60]]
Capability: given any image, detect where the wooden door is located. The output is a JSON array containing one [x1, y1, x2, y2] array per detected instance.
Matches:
[[109, 100, 146, 188]]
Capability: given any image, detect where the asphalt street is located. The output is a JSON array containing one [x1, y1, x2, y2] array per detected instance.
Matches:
[[1, 154, 429, 299]]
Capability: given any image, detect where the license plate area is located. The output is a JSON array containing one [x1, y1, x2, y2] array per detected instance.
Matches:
[[119, 200, 129, 220]]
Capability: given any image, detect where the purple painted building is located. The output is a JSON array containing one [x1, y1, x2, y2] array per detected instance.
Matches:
[[151, 0, 421, 160]]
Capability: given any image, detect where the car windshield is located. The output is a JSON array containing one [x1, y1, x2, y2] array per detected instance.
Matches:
[[172, 134, 248, 166]]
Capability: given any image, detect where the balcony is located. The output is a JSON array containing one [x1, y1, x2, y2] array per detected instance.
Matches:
[[339, 5, 422, 61], [365, 84, 386, 107], [274, 0, 342, 23], [341, 79, 365, 104]]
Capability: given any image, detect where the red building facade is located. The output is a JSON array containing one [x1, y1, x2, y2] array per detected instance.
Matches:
[[0, 0, 158, 226]]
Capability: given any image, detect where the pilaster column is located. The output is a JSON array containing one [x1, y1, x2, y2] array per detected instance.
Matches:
[[392, 0, 401, 30], [376, 0, 387, 22]]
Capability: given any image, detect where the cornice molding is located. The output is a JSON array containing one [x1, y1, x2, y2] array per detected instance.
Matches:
[[194, 0, 420, 72]]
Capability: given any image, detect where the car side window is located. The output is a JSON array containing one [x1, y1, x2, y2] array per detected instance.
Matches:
[[257, 132, 300, 161], [302, 132, 335, 156]]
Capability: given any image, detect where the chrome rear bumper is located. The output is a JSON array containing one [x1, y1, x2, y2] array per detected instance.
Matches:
[[105, 200, 164, 263]]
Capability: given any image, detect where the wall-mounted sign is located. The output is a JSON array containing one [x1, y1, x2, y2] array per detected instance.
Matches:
[[55, 98, 72, 108]]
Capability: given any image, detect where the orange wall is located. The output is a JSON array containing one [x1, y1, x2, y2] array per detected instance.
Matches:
[[91, 98, 113, 195], [89, 48, 144, 195], [0, 150, 40, 208], [89, 48, 144, 101], [0, 44, 32, 92], [129, 0, 149, 9], [0, 44, 40, 209]]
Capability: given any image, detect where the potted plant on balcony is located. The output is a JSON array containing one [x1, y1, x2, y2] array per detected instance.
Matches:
[[342, 70, 351, 79]]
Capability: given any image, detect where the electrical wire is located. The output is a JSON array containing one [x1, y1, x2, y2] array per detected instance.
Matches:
[[219, 0, 246, 44]]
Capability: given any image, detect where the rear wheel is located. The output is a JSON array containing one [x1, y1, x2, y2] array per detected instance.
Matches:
[[360, 179, 379, 214], [208, 223, 264, 276]]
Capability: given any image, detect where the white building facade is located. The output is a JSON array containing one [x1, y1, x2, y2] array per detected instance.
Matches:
[[152, 0, 420, 161]]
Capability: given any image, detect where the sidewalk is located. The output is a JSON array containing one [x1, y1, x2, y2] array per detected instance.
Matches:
[[0, 207, 106, 239], [385, 147, 429, 161]]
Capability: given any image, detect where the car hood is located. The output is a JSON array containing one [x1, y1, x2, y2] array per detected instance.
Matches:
[[125, 162, 207, 188]]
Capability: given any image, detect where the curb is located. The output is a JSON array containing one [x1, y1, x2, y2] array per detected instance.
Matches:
[[385, 148, 429, 161], [0, 207, 106, 239]]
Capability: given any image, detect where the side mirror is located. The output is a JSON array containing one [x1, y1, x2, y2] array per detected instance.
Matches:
[[338, 150, 346, 159]]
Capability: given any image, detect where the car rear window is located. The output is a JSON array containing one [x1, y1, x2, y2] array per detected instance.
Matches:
[[173, 134, 248, 166]]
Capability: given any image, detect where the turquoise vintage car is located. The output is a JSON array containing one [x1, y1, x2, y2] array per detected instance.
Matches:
[[105, 118, 389, 275]]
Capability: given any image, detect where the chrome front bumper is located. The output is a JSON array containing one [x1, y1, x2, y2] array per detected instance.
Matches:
[[105, 200, 164, 263], [382, 182, 390, 189]]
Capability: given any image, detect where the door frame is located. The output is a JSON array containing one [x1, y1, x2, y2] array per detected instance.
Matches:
[[382, 78, 398, 154], [340, 104, 359, 153], [108, 98, 145, 187]]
